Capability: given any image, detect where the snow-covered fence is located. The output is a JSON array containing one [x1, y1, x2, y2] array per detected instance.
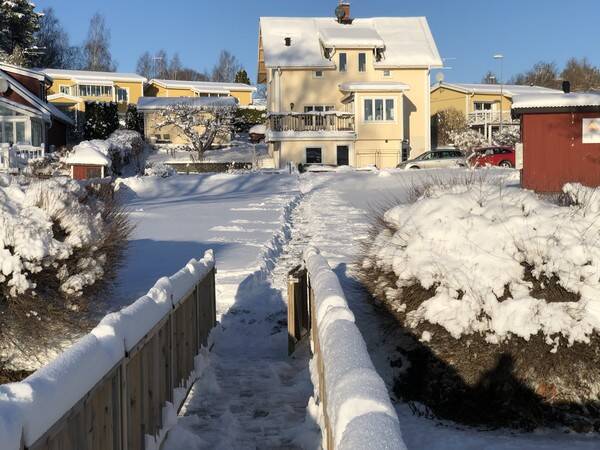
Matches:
[[0, 251, 217, 450], [288, 247, 406, 450]]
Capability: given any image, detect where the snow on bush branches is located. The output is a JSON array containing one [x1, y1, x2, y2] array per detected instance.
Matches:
[[0, 174, 131, 360], [363, 179, 600, 346]]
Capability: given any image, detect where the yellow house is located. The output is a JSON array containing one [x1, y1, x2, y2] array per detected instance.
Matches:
[[145, 79, 256, 106], [430, 82, 562, 142], [42, 69, 147, 124], [137, 96, 237, 146], [258, 6, 443, 169]]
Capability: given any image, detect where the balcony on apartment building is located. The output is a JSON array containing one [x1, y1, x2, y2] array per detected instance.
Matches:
[[267, 111, 355, 140], [467, 110, 518, 126]]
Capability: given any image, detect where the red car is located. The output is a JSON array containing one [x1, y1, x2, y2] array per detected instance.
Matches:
[[468, 146, 515, 168]]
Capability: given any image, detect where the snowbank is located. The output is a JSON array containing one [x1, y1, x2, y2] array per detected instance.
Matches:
[[61, 140, 112, 166], [304, 247, 406, 449], [0, 250, 215, 449], [365, 182, 600, 345]]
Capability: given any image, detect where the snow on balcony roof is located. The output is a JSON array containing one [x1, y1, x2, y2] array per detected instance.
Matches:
[[319, 26, 385, 49], [137, 96, 238, 111], [339, 81, 410, 92], [149, 79, 257, 93], [41, 68, 146, 83], [512, 92, 600, 110], [259, 17, 442, 69], [433, 82, 563, 97]]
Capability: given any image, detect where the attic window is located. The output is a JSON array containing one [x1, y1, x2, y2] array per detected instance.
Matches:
[[284, 37, 292, 47]]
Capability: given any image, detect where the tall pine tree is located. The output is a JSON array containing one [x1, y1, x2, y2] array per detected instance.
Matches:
[[235, 69, 251, 85], [0, 0, 41, 66]]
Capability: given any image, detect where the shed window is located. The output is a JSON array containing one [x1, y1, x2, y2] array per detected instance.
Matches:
[[358, 53, 366, 72], [306, 148, 322, 164]]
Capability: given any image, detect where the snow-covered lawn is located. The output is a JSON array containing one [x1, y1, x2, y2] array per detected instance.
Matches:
[[113, 168, 599, 449]]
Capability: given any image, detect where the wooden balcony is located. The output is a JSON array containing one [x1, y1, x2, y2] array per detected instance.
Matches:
[[468, 110, 517, 126], [268, 112, 355, 133]]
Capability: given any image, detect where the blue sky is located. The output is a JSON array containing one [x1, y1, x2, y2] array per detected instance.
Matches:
[[37, 0, 599, 84]]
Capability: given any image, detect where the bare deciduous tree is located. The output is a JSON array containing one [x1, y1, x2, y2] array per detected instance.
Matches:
[[211, 50, 241, 82], [155, 101, 235, 159], [83, 13, 116, 71]]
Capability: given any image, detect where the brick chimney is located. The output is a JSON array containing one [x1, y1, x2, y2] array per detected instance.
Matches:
[[336, 2, 353, 24]]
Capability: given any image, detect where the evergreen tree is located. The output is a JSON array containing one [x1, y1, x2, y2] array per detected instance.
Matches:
[[84, 102, 119, 140], [234, 69, 251, 85], [125, 104, 144, 134], [83, 13, 116, 71], [0, 0, 41, 65]]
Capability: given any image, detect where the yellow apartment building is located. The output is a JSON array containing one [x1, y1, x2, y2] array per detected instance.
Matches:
[[43, 69, 147, 125], [258, 4, 443, 169], [145, 79, 256, 106]]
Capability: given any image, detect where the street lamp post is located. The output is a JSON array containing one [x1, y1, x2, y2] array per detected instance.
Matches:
[[494, 54, 504, 133]]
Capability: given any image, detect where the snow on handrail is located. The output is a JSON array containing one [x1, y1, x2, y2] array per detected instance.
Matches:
[[303, 247, 406, 450], [0, 250, 216, 450]]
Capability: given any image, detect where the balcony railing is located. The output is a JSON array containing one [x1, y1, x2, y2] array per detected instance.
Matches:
[[268, 112, 355, 133], [468, 110, 517, 126]]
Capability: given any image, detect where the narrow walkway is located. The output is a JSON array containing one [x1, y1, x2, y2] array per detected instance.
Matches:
[[162, 192, 320, 450]]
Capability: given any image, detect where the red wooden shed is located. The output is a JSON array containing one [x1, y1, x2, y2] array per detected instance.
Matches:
[[512, 92, 600, 193]]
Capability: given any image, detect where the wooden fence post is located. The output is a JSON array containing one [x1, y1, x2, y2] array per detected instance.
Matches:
[[288, 266, 309, 355]]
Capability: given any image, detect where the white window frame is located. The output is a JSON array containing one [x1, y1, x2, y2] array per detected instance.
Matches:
[[383, 70, 391, 77], [358, 53, 367, 72], [59, 85, 71, 95], [339, 53, 347, 72], [78, 84, 113, 97], [313, 70, 324, 79], [362, 97, 397, 123], [116, 87, 129, 103]]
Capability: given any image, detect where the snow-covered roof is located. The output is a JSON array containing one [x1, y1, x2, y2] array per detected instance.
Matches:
[[149, 79, 257, 93], [62, 142, 112, 167], [0, 62, 50, 82], [512, 92, 600, 110], [137, 96, 238, 111], [319, 26, 385, 49], [259, 17, 442, 69], [0, 69, 74, 125], [42, 68, 147, 83], [432, 82, 563, 98], [339, 81, 410, 92]]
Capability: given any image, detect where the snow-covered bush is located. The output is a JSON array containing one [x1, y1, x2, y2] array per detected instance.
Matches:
[[108, 129, 145, 172], [144, 162, 176, 178], [449, 129, 488, 151], [234, 107, 267, 132], [359, 176, 600, 430], [431, 108, 468, 147], [0, 175, 131, 363], [493, 126, 521, 147]]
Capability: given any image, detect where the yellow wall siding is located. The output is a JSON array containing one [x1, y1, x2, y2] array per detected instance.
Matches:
[[268, 49, 430, 161], [430, 86, 513, 117], [145, 83, 253, 105], [230, 90, 252, 106]]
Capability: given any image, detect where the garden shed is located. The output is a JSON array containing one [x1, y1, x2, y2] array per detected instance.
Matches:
[[512, 92, 600, 193], [62, 142, 111, 180]]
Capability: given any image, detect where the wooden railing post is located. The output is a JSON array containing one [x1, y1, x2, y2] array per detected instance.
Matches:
[[288, 266, 309, 355]]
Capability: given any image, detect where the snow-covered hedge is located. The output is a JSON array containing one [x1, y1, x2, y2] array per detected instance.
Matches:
[[144, 162, 176, 178], [0, 250, 215, 450], [304, 247, 406, 450]]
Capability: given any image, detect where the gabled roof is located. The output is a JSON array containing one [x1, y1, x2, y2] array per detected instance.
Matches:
[[137, 96, 238, 111], [0, 62, 51, 82], [148, 79, 256, 93], [431, 82, 563, 98], [0, 69, 74, 125], [41, 68, 147, 83], [259, 17, 442, 70]]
